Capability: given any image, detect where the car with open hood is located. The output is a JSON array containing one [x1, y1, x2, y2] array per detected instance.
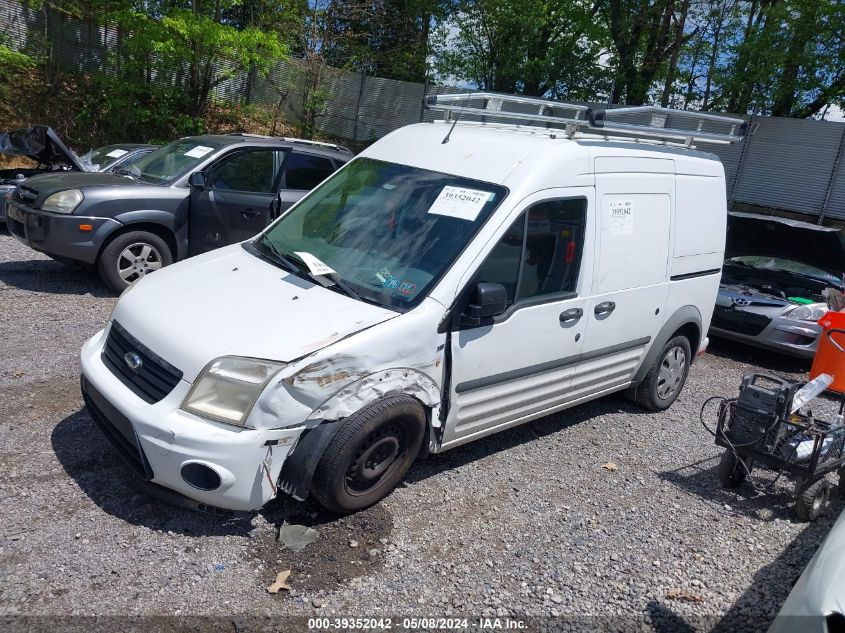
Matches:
[[77, 95, 742, 513], [710, 212, 845, 359], [0, 125, 156, 223]]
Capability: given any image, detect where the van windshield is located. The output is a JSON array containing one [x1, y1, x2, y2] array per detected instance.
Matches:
[[257, 158, 507, 309]]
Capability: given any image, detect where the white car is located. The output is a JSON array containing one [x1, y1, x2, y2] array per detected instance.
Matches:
[[79, 95, 742, 513], [769, 506, 845, 632]]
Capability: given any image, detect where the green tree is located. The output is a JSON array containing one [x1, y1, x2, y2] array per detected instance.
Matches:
[[432, 0, 608, 99]]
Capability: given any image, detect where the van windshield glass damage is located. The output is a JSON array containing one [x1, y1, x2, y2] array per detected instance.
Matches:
[[256, 157, 507, 309]]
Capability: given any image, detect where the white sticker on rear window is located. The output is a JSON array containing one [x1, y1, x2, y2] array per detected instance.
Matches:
[[608, 199, 634, 235], [427, 186, 493, 222], [295, 251, 336, 277], [184, 145, 213, 158], [106, 149, 129, 158]]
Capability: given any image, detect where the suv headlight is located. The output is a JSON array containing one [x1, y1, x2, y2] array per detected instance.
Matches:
[[181, 357, 285, 427], [786, 304, 827, 322], [42, 189, 83, 214]]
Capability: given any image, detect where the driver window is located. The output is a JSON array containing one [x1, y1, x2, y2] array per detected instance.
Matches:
[[210, 150, 277, 192], [474, 198, 586, 309]]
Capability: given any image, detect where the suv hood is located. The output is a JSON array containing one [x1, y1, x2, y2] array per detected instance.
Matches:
[[111, 244, 400, 382], [0, 125, 84, 171], [17, 171, 141, 206], [726, 212, 845, 275]]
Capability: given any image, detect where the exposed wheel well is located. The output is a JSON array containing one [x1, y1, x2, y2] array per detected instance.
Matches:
[[671, 322, 701, 357], [97, 223, 178, 263]]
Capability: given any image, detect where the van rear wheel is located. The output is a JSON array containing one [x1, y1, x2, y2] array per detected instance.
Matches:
[[632, 335, 691, 411], [310, 395, 426, 514], [98, 230, 172, 294]]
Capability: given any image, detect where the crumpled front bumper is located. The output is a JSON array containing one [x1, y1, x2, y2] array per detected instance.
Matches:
[[79, 328, 305, 511]]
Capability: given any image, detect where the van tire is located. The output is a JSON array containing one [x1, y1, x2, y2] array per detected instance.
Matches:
[[310, 395, 426, 514], [632, 335, 691, 411], [98, 230, 172, 294]]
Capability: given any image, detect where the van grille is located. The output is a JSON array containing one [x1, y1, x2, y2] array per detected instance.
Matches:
[[102, 321, 183, 403]]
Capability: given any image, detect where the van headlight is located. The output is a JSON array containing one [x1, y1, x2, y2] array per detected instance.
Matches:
[[786, 304, 827, 322], [181, 357, 285, 427], [41, 189, 83, 214]]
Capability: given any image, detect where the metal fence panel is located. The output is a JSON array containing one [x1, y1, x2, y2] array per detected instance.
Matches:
[[732, 116, 845, 216], [824, 151, 845, 220]]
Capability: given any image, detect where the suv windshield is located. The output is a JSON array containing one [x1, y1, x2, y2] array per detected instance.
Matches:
[[257, 158, 507, 309], [727, 255, 841, 284], [127, 139, 223, 184]]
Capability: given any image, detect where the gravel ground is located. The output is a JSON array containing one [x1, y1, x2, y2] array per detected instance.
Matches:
[[1, 228, 843, 632]]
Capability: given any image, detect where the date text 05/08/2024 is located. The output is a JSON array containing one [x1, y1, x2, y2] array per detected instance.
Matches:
[[307, 617, 528, 630]]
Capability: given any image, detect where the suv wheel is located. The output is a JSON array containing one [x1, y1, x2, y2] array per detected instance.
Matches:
[[98, 230, 172, 293], [310, 395, 426, 514], [632, 335, 692, 411]]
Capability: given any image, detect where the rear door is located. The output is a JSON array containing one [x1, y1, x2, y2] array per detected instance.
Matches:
[[574, 158, 674, 398], [189, 148, 284, 254], [276, 152, 338, 216]]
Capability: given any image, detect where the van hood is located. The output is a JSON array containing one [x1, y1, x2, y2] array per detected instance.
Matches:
[[0, 125, 84, 171], [111, 244, 400, 382], [726, 212, 845, 276]]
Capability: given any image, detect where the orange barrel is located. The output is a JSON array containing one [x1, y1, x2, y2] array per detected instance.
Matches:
[[810, 311, 845, 393]]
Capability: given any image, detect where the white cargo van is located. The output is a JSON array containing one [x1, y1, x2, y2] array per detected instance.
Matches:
[[79, 95, 744, 513]]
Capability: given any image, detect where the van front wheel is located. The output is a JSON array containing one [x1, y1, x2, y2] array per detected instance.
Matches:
[[310, 395, 426, 514], [632, 335, 691, 411]]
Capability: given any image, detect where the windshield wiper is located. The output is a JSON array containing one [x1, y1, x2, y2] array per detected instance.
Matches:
[[255, 237, 300, 275], [283, 251, 365, 302]]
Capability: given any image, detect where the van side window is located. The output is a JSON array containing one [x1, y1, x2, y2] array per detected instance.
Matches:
[[517, 199, 586, 301], [474, 214, 525, 307], [474, 198, 586, 309]]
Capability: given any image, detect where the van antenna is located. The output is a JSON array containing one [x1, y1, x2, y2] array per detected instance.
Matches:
[[441, 92, 473, 144]]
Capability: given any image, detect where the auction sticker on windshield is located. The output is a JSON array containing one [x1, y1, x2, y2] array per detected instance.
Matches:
[[428, 186, 493, 221], [106, 149, 129, 158], [295, 251, 336, 276], [185, 145, 213, 159]]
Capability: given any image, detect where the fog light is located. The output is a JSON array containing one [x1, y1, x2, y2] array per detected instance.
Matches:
[[181, 462, 222, 491]]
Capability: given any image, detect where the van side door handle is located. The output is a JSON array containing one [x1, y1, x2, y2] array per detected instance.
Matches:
[[594, 301, 616, 316], [559, 308, 583, 323]]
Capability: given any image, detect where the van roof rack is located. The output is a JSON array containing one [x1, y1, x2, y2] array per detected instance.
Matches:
[[424, 93, 745, 145], [226, 132, 353, 154]]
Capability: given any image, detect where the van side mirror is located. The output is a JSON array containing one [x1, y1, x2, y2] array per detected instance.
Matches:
[[188, 172, 206, 189], [461, 282, 508, 327]]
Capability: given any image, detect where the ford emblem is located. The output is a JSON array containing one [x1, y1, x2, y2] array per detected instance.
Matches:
[[124, 351, 143, 371]]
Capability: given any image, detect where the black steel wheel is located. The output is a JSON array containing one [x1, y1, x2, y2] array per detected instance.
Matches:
[[795, 478, 832, 522], [718, 450, 751, 488], [310, 395, 426, 514]]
